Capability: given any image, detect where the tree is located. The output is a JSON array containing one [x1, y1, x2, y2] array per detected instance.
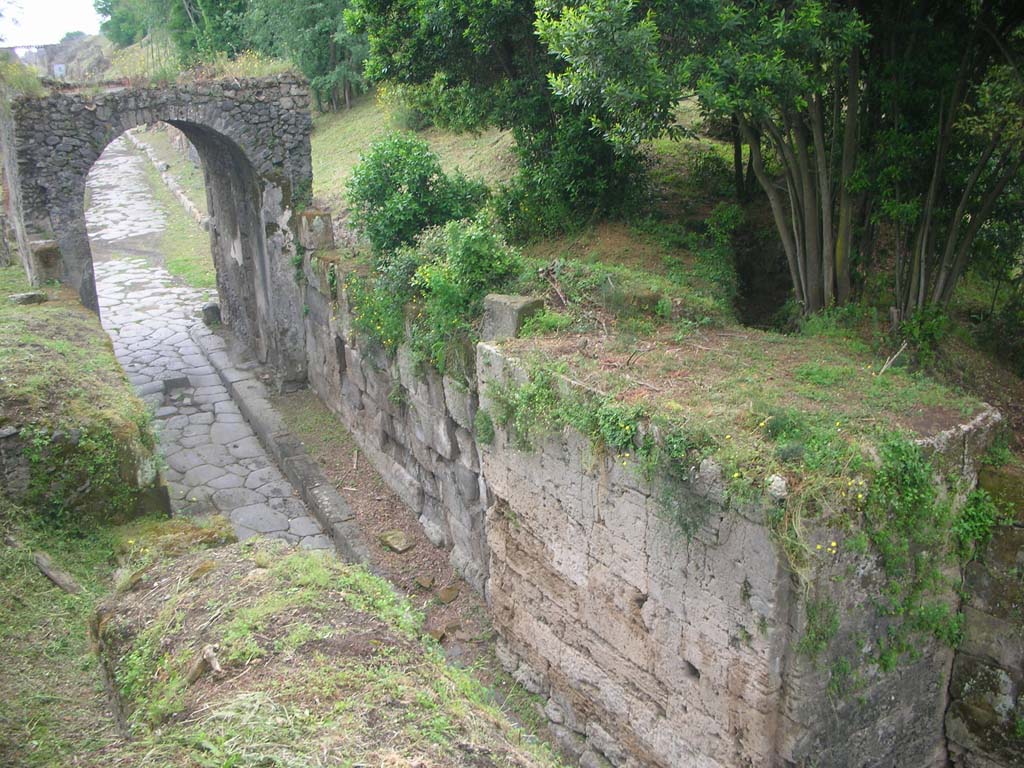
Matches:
[[538, 0, 1024, 316], [246, 0, 368, 110], [347, 0, 644, 231], [94, 0, 149, 47]]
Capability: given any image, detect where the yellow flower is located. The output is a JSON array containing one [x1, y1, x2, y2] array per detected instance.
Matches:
[[831, 541, 837, 547], [816, 544, 823, 550], [732, 472, 741, 478], [725, 434, 732, 440], [857, 493, 863, 500]]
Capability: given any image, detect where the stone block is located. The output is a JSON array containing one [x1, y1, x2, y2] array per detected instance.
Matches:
[[443, 375, 477, 430], [28, 239, 61, 282], [298, 210, 335, 251], [7, 291, 47, 305], [480, 294, 544, 341]]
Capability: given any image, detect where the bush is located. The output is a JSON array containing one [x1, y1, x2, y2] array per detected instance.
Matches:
[[901, 306, 950, 368], [347, 133, 489, 255], [411, 219, 521, 375], [494, 114, 646, 242], [347, 217, 521, 377]]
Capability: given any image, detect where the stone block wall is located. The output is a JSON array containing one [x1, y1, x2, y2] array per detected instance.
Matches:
[[946, 518, 1024, 768], [475, 342, 972, 768], [299, 254, 1016, 767], [301, 255, 490, 591]]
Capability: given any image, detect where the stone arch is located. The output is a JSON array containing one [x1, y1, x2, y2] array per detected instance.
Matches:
[[2, 76, 313, 381]]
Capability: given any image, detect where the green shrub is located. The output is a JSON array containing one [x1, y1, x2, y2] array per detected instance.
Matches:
[[706, 202, 744, 246], [953, 489, 1008, 560], [410, 219, 521, 375], [494, 114, 645, 242], [347, 133, 488, 255], [347, 218, 520, 376], [900, 306, 950, 368]]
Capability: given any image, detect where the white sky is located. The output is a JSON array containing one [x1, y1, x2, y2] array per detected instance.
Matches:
[[1, 0, 102, 47]]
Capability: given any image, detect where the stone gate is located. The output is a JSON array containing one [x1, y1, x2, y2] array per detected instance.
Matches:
[[1, 75, 313, 381]]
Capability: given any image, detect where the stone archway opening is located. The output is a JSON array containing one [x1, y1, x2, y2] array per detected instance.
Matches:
[[1, 77, 314, 384]]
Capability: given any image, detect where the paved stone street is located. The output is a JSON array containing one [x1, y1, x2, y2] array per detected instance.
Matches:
[[88, 136, 329, 549]]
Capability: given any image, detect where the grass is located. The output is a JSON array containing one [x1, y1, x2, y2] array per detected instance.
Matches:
[[96, 538, 563, 766], [0, 496, 234, 767], [130, 141, 217, 291], [0, 266, 147, 428], [0, 492, 563, 767], [311, 93, 516, 209], [129, 126, 208, 216]]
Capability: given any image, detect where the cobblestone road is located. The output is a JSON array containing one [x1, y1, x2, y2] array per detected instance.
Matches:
[[88, 136, 329, 549]]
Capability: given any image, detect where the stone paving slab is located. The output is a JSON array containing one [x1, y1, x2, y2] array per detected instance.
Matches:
[[88, 137, 329, 550]]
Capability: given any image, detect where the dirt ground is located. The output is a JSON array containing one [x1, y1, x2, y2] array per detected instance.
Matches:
[[267, 388, 550, 729]]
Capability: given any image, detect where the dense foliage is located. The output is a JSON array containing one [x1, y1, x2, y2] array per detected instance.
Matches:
[[347, 0, 646, 233], [538, 0, 1024, 316], [95, 0, 369, 110], [93, 0, 1023, 320], [346, 133, 489, 255], [245, 0, 367, 109]]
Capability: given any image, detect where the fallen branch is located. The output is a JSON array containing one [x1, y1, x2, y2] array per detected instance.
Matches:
[[539, 263, 568, 308], [33, 551, 82, 594], [185, 643, 224, 685], [878, 341, 909, 376]]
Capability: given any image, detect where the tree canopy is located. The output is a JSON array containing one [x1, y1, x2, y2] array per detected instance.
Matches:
[[539, 0, 1024, 316]]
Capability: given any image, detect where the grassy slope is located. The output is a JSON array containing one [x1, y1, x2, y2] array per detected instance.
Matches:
[[131, 127, 208, 215], [311, 94, 517, 209], [0, 266, 146, 429], [0, 499, 562, 768], [0, 504, 234, 767], [95, 539, 563, 767]]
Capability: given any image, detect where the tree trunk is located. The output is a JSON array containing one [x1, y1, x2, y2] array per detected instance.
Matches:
[[741, 119, 804, 308], [834, 48, 860, 304], [811, 94, 835, 307], [731, 115, 746, 200]]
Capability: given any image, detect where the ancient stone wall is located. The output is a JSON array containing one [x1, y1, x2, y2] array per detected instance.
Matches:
[[2, 76, 312, 381], [298, 253, 1015, 767], [946, 517, 1024, 768], [301, 255, 490, 591]]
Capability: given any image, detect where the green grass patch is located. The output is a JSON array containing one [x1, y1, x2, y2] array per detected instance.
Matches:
[[311, 93, 516, 209], [132, 145, 216, 291]]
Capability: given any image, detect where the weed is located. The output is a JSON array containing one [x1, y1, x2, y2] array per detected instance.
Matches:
[[521, 309, 574, 336], [798, 598, 840, 658], [474, 409, 496, 445], [953, 489, 1009, 561]]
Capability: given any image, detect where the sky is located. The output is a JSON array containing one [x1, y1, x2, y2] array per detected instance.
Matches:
[[0, 0, 102, 47]]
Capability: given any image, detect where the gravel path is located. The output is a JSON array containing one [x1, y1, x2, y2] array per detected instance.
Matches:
[[87, 136, 329, 549]]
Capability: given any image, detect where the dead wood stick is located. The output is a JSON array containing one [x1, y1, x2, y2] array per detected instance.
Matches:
[[353, 449, 359, 471], [879, 341, 909, 376], [32, 551, 82, 594], [185, 644, 223, 685]]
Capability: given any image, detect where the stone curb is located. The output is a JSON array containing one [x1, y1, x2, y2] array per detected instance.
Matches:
[[189, 323, 372, 565]]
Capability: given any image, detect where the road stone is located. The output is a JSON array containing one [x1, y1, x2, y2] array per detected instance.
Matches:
[[90, 135, 327, 551]]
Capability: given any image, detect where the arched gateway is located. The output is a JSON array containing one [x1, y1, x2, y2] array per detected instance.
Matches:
[[2, 75, 313, 382]]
